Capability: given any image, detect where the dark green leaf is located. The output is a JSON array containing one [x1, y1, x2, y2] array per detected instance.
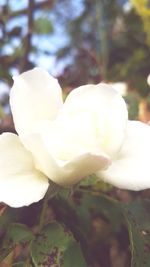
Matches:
[[51, 189, 123, 264], [3, 223, 34, 247], [124, 200, 150, 267], [56, 189, 123, 234], [0, 223, 34, 262], [0, 208, 19, 236], [31, 222, 87, 267]]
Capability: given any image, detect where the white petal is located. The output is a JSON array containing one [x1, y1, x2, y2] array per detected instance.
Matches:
[[33, 115, 110, 162], [0, 133, 49, 207], [23, 132, 111, 186], [61, 152, 111, 186], [10, 68, 63, 136], [63, 83, 128, 157], [97, 121, 150, 190]]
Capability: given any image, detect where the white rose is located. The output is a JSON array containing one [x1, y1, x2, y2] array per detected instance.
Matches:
[[0, 67, 150, 207]]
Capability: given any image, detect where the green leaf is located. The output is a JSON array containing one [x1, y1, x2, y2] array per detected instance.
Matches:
[[124, 200, 150, 267], [31, 222, 87, 267], [63, 241, 87, 267], [56, 189, 122, 234], [0, 207, 19, 236], [0, 223, 34, 262], [80, 175, 112, 191], [51, 190, 123, 264], [3, 223, 34, 247], [76, 192, 122, 232]]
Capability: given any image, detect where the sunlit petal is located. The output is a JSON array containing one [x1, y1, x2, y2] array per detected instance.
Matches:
[[97, 121, 150, 190], [0, 133, 49, 207], [10, 67, 63, 136], [63, 83, 128, 157], [23, 132, 111, 186]]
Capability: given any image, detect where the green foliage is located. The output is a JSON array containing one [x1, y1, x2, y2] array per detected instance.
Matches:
[[131, 0, 150, 45], [31, 222, 87, 267], [34, 17, 53, 35], [108, 7, 150, 96], [0, 207, 21, 241], [1, 187, 150, 266], [53, 1, 150, 96], [123, 200, 150, 267], [0, 105, 5, 119], [82, 174, 113, 191], [54, 189, 123, 235], [124, 92, 140, 120], [3, 223, 34, 247], [0, 223, 34, 261]]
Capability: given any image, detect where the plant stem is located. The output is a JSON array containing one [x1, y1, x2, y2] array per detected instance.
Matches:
[[38, 192, 49, 232], [38, 180, 61, 231]]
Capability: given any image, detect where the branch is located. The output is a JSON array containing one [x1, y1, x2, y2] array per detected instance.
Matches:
[[8, 0, 54, 19], [19, 0, 34, 72]]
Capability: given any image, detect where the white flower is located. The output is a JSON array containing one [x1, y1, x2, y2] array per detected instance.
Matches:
[[1, 67, 150, 208]]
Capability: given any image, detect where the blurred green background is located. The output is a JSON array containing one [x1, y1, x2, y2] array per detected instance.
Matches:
[[0, 0, 150, 129]]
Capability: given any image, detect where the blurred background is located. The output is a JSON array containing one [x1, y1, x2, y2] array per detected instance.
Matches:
[[0, 0, 150, 131]]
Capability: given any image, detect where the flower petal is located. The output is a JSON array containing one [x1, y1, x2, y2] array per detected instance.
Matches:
[[10, 68, 63, 136], [62, 83, 128, 157], [32, 113, 110, 162], [0, 133, 49, 207], [97, 121, 150, 190], [61, 152, 111, 186], [23, 132, 111, 186]]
